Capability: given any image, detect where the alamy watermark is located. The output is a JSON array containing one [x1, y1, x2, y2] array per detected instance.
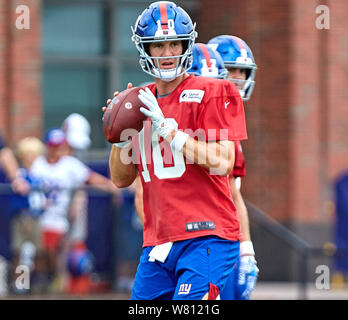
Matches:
[[315, 265, 330, 290], [15, 265, 30, 290], [315, 5, 330, 30], [118, 126, 232, 176], [14, 4, 330, 31], [15, 5, 30, 30]]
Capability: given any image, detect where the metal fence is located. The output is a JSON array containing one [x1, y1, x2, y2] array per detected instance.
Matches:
[[245, 200, 344, 300], [0, 182, 128, 297]]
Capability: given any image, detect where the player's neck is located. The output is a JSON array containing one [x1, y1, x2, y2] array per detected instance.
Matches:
[[154, 73, 188, 96], [46, 154, 60, 164]]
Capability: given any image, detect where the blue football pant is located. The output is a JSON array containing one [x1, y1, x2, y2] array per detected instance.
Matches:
[[131, 236, 240, 300]]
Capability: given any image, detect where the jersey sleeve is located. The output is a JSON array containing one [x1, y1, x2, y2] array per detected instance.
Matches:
[[68, 157, 91, 186], [198, 80, 248, 142], [232, 141, 246, 178]]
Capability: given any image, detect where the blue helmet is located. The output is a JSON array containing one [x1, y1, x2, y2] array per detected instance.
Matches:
[[66, 246, 95, 277], [131, 1, 197, 81], [208, 35, 257, 100], [188, 43, 228, 79]]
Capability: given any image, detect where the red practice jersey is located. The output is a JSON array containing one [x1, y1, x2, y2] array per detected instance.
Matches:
[[132, 74, 247, 247], [230, 140, 246, 178]]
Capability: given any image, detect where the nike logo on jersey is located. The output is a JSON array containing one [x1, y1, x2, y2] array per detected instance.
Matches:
[[186, 221, 215, 232], [179, 90, 205, 103], [224, 101, 230, 109]]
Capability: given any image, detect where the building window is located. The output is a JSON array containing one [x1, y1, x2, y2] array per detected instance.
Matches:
[[42, 0, 111, 150]]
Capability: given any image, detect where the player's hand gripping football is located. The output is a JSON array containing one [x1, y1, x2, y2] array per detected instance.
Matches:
[[238, 255, 259, 299], [138, 87, 175, 140], [102, 83, 133, 148]]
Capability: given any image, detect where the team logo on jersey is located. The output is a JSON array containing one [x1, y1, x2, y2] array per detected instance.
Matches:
[[178, 283, 192, 295], [179, 90, 205, 103]]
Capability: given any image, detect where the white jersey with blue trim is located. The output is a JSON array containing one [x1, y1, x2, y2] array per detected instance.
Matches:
[[30, 155, 91, 233]]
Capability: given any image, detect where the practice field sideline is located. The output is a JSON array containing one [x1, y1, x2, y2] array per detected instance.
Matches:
[[2, 282, 348, 300]]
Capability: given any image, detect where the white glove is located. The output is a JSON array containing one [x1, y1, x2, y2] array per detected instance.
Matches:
[[138, 87, 175, 140], [238, 255, 259, 299]]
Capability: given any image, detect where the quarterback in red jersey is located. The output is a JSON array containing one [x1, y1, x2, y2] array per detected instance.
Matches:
[[130, 43, 258, 299], [107, 1, 247, 300], [131, 75, 246, 247]]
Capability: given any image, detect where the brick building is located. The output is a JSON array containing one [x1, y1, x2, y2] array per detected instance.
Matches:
[[198, 0, 348, 228], [0, 0, 347, 280], [0, 0, 42, 142]]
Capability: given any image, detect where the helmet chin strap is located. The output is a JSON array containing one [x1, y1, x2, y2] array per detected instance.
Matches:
[[239, 89, 246, 98], [240, 78, 252, 98], [153, 68, 177, 81], [228, 78, 252, 99], [153, 65, 184, 82]]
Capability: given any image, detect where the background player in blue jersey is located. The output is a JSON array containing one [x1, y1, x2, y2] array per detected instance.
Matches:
[[207, 35, 259, 299], [9, 136, 47, 294]]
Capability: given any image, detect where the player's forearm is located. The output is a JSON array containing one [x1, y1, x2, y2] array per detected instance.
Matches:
[[181, 136, 234, 176], [0, 147, 30, 195], [235, 191, 251, 241], [0, 147, 20, 181], [87, 171, 120, 194], [134, 176, 144, 225], [134, 193, 144, 225], [230, 176, 251, 241], [68, 189, 87, 221], [109, 145, 137, 188]]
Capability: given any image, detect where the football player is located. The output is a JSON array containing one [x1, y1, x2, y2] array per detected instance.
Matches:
[[61, 113, 93, 294], [107, 1, 247, 300], [133, 42, 258, 300], [208, 35, 257, 101], [10, 136, 46, 294], [30, 128, 118, 293], [188, 42, 228, 79], [208, 35, 259, 299]]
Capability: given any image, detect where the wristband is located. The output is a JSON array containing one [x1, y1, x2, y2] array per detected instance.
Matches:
[[170, 130, 189, 152], [235, 177, 242, 190], [113, 141, 131, 148], [240, 241, 255, 256]]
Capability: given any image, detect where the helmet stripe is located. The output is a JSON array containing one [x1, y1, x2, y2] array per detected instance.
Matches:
[[160, 2, 168, 29], [231, 36, 245, 50], [197, 43, 212, 68]]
